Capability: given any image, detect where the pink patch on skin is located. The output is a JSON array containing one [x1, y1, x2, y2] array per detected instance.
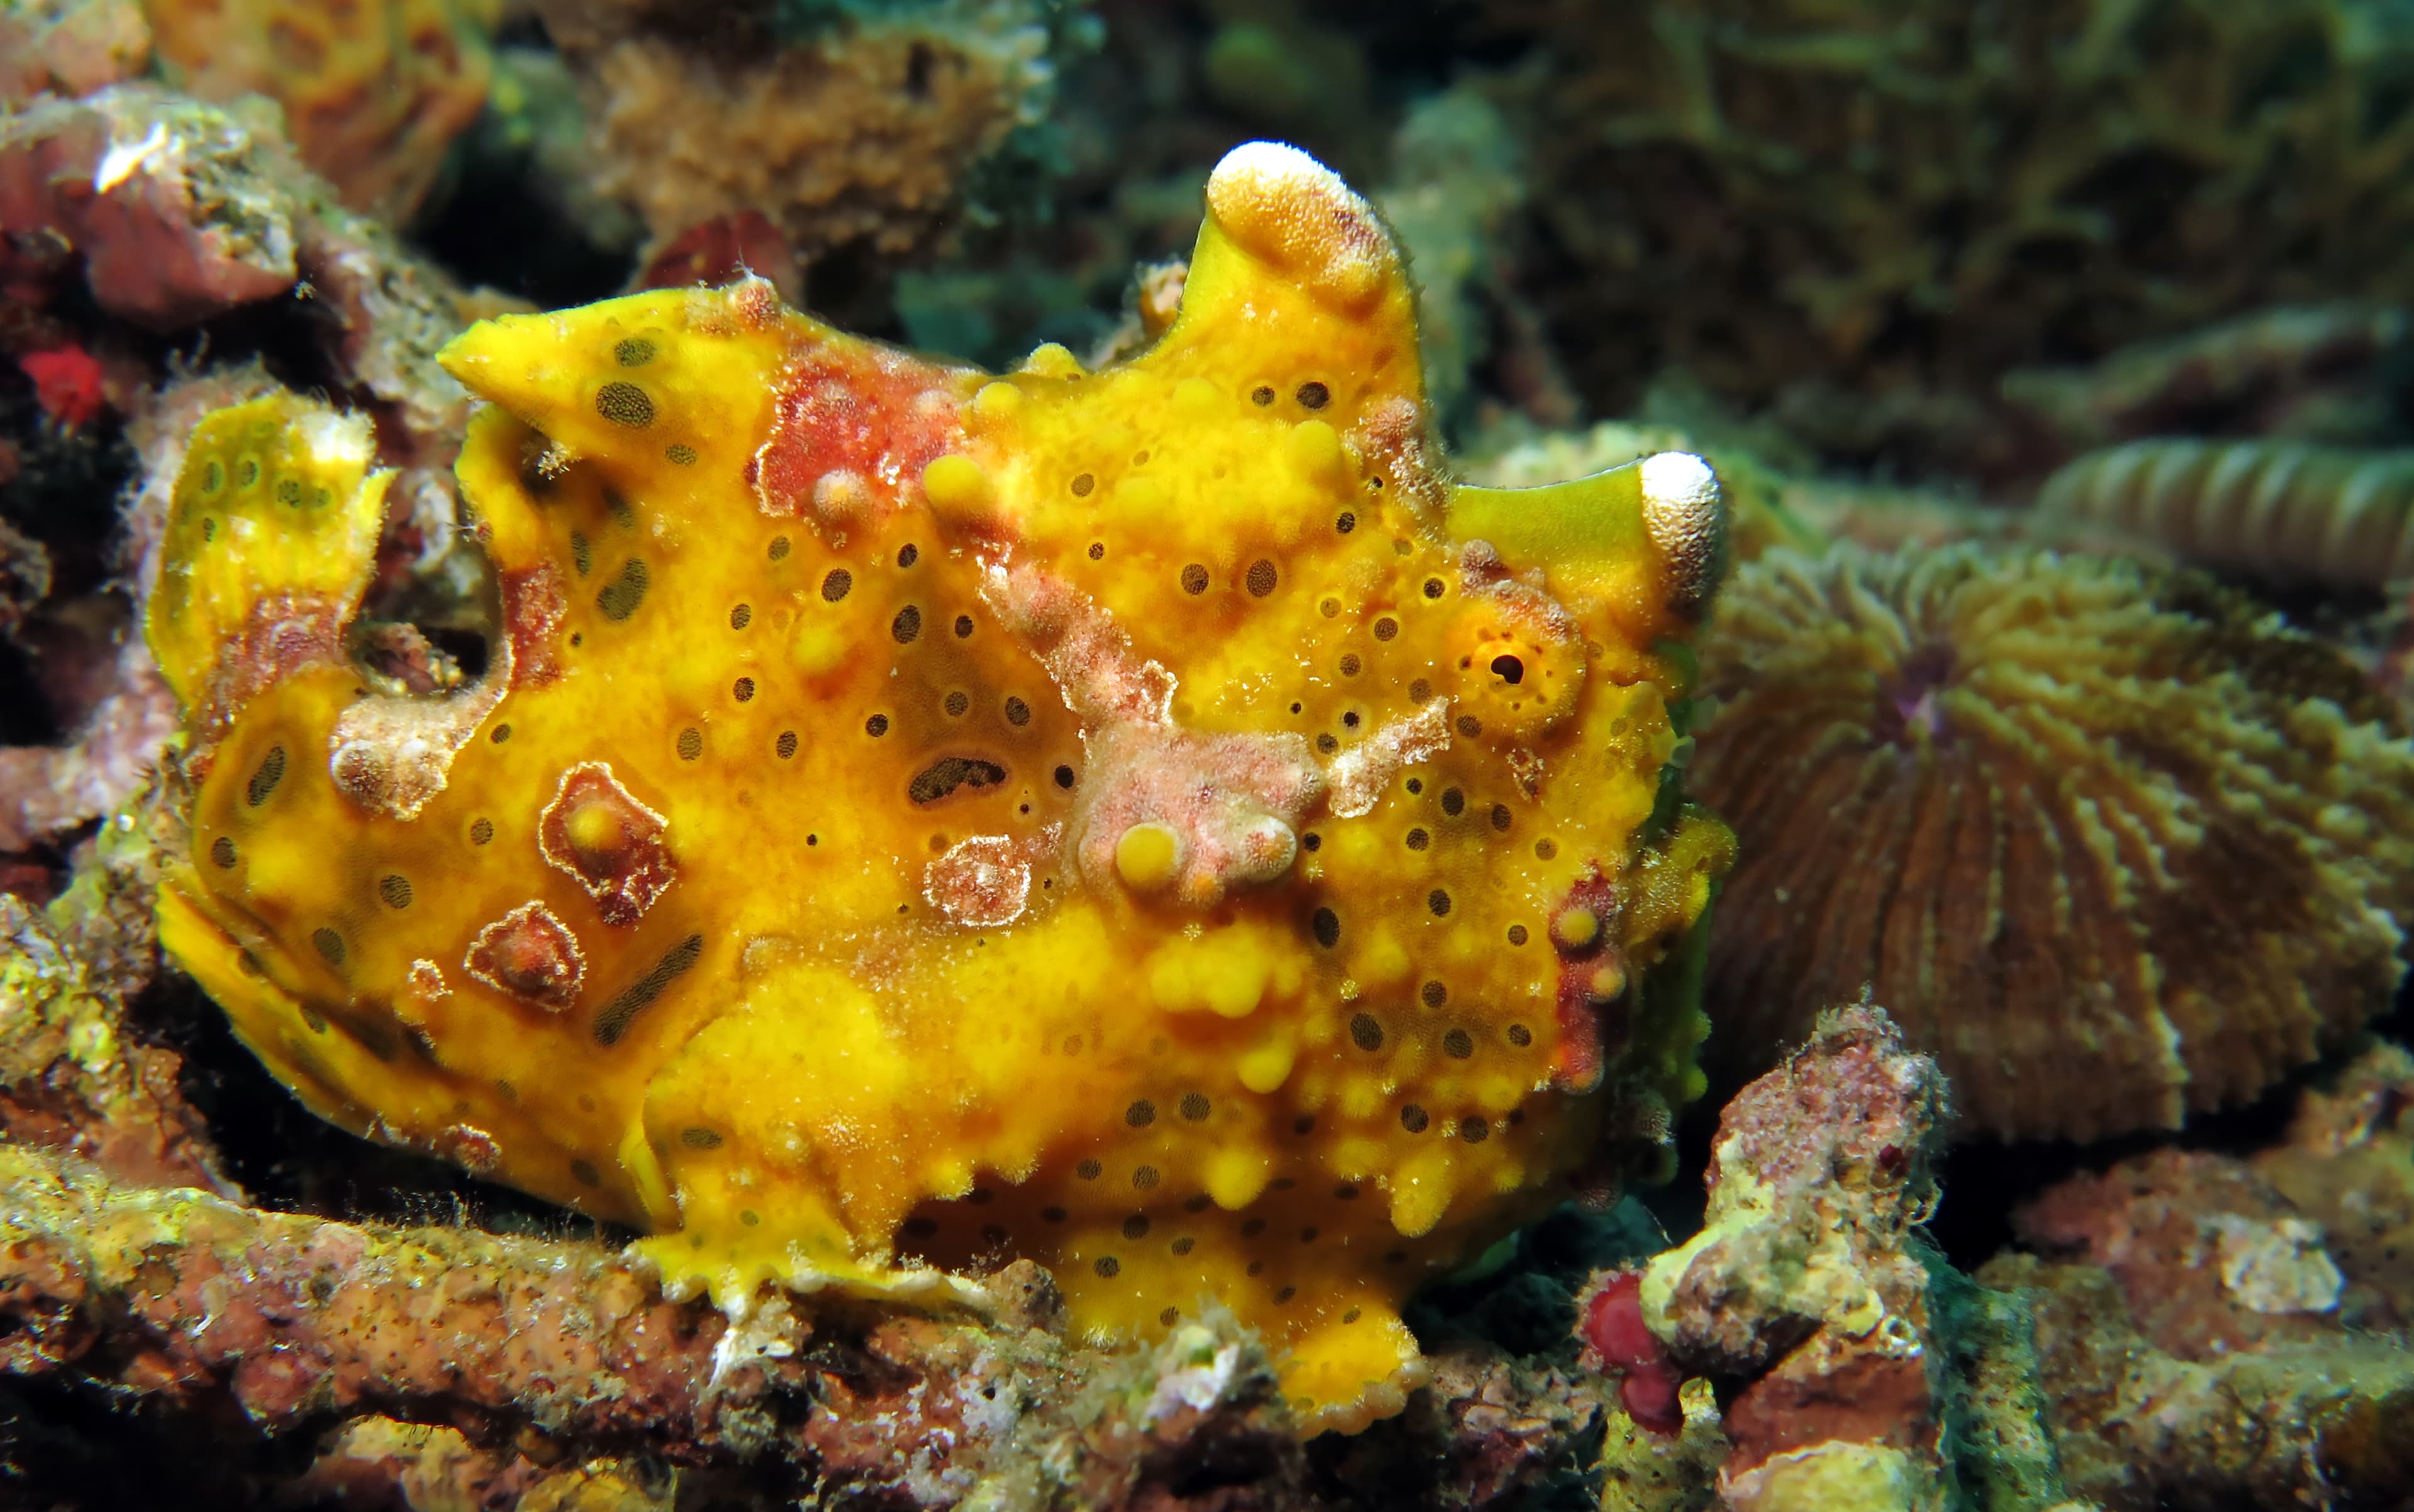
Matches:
[[18, 345, 107, 428], [1581, 1272, 1684, 1435], [751, 337, 969, 522], [923, 828, 1055, 927]]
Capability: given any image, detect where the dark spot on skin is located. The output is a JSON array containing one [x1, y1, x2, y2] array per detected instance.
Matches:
[[597, 560, 649, 620], [1296, 382, 1330, 409], [892, 605, 922, 643], [614, 337, 655, 367], [681, 1126, 722, 1148], [378, 875, 413, 909], [822, 568, 852, 601], [1312, 908, 1340, 947], [1350, 1013, 1382, 1051], [1087, 542, 1105, 560], [571, 1160, 602, 1186], [1124, 1215, 1151, 1240], [1336, 512, 1355, 534], [1374, 617, 1397, 641], [1507, 924, 1528, 946], [1424, 578, 1445, 599], [730, 604, 752, 630], [1181, 1093, 1210, 1121], [312, 928, 345, 966], [1491, 654, 1524, 685], [246, 746, 287, 807], [1004, 696, 1031, 726], [1457, 715, 1484, 739], [1077, 1160, 1102, 1180], [1429, 889, 1453, 917], [1441, 788, 1465, 817], [1126, 1100, 1155, 1127], [1507, 1024, 1533, 1046], [595, 382, 654, 427], [1246, 560, 1277, 597], [1133, 1166, 1160, 1189], [1444, 1029, 1475, 1058], [954, 615, 975, 639], [665, 444, 697, 466], [1054, 764, 1076, 789], [897, 544, 919, 568], [1252, 385, 1276, 406], [768, 536, 791, 561], [1316, 734, 1338, 754], [1095, 1256, 1120, 1278], [1294, 1117, 1314, 1135], [1422, 980, 1447, 1008], [776, 731, 798, 759], [1492, 804, 1511, 831], [1275, 1286, 1296, 1303], [944, 690, 970, 717], [1460, 1117, 1489, 1143], [1301, 832, 1321, 852], [866, 714, 890, 737], [211, 836, 237, 868], [1406, 828, 1429, 851], [470, 819, 494, 845], [734, 677, 756, 703], [492, 724, 512, 744], [593, 934, 704, 1046], [1181, 564, 1210, 595], [1071, 473, 1095, 497], [907, 755, 1007, 804], [676, 727, 703, 761]]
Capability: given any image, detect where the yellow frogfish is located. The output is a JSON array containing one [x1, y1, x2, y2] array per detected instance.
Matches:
[[145, 142, 1733, 1432]]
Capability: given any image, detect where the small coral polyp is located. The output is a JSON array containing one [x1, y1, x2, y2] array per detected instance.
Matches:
[[145, 142, 1732, 1433]]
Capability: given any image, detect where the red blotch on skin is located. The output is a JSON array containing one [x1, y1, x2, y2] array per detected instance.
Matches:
[[537, 762, 675, 925], [1550, 870, 1621, 1093], [750, 339, 967, 522], [1581, 1271, 1684, 1435], [465, 900, 586, 1011], [19, 343, 107, 428]]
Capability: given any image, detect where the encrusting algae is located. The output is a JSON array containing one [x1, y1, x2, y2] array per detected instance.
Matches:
[[140, 141, 1733, 1433]]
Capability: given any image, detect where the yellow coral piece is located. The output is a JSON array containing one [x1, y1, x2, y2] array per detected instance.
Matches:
[[146, 393, 394, 728], [142, 0, 500, 219], [148, 142, 1732, 1434]]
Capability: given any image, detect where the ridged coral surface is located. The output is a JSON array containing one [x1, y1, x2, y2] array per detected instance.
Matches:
[[1689, 544, 2414, 1142], [142, 143, 1732, 1432]]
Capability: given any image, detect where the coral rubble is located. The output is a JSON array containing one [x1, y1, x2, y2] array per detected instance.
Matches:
[[1580, 1002, 2080, 1511], [1984, 1043, 2414, 1508], [1689, 543, 2414, 1140], [141, 141, 1733, 1433], [1627, 1003, 1971, 1511]]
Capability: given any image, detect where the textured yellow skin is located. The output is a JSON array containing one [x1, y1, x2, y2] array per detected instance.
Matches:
[[149, 145, 1731, 1432]]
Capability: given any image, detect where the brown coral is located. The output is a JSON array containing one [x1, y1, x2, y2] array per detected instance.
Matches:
[[1689, 543, 2414, 1140], [516, 0, 1063, 260], [1504, 1, 2414, 472]]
